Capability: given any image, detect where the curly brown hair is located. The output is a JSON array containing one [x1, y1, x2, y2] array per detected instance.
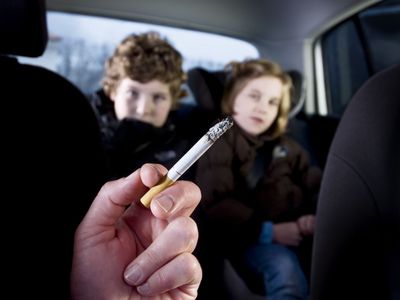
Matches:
[[102, 31, 187, 108], [221, 59, 293, 139]]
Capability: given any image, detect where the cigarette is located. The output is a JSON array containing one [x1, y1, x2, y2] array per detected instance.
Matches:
[[140, 116, 234, 208]]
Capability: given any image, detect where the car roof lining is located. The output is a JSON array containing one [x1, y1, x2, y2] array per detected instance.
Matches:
[[46, 0, 382, 46]]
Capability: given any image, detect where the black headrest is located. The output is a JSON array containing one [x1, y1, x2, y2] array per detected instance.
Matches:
[[187, 67, 305, 118], [0, 0, 48, 57], [187, 67, 226, 114]]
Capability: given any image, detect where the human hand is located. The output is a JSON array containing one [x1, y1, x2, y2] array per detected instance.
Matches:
[[272, 222, 303, 246], [296, 214, 315, 236], [71, 164, 202, 300]]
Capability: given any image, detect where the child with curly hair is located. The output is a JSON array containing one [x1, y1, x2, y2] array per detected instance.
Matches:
[[90, 31, 204, 179]]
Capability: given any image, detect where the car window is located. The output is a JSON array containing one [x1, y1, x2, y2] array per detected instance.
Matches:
[[320, 0, 400, 116], [18, 11, 259, 96]]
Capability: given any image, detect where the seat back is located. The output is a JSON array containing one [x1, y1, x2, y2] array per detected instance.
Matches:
[[187, 67, 226, 122], [310, 64, 400, 299], [1, 0, 106, 298]]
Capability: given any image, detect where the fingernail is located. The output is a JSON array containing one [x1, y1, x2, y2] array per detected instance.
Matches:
[[137, 282, 151, 295], [124, 264, 142, 285], [155, 195, 174, 212]]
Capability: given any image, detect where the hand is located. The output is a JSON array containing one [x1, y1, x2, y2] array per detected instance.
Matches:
[[297, 214, 316, 236], [71, 164, 202, 300], [272, 222, 303, 246]]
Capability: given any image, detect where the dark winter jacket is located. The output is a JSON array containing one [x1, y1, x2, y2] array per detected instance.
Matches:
[[195, 123, 321, 252], [89, 89, 210, 180]]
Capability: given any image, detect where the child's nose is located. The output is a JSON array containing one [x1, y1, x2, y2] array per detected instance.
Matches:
[[255, 101, 267, 113], [136, 96, 153, 115]]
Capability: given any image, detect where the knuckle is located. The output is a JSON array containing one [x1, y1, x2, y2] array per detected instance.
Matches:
[[179, 253, 202, 279], [143, 247, 162, 265], [171, 217, 199, 250]]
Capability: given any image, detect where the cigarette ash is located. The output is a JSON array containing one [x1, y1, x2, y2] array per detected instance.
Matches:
[[206, 116, 234, 142]]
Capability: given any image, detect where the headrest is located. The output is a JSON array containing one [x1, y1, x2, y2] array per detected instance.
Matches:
[[287, 70, 306, 118], [187, 67, 305, 118], [0, 0, 48, 57], [187, 67, 226, 115]]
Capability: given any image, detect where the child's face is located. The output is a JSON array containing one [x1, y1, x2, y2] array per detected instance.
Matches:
[[111, 78, 173, 127], [233, 76, 282, 136]]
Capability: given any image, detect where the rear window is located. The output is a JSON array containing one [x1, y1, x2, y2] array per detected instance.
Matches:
[[18, 11, 259, 95]]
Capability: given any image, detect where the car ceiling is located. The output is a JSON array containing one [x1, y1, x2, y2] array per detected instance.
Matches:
[[46, 0, 382, 71]]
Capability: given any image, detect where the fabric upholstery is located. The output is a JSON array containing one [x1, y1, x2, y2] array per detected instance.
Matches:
[[310, 64, 400, 300]]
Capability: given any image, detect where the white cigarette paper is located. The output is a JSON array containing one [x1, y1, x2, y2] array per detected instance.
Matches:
[[140, 117, 234, 208]]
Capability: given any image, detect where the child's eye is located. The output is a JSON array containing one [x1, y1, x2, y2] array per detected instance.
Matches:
[[269, 98, 280, 106], [249, 93, 260, 101], [127, 89, 139, 98], [153, 94, 166, 102]]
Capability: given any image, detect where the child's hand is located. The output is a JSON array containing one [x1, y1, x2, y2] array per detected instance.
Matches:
[[297, 214, 316, 236], [272, 222, 303, 246]]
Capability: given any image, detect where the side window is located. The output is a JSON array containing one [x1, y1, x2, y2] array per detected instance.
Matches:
[[322, 21, 370, 116], [358, 3, 400, 73], [321, 0, 400, 116]]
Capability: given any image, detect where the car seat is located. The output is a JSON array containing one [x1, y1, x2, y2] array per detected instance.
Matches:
[[310, 64, 400, 300], [187, 67, 226, 117], [1, 0, 106, 298]]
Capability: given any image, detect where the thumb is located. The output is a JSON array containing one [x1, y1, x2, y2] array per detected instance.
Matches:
[[80, 164, 166, 232]]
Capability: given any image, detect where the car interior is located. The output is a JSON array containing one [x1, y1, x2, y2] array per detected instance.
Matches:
[[1, 0, 399, 299]]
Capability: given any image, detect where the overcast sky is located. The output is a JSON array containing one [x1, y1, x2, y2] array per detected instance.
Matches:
[[47, 12, 259, 68]]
